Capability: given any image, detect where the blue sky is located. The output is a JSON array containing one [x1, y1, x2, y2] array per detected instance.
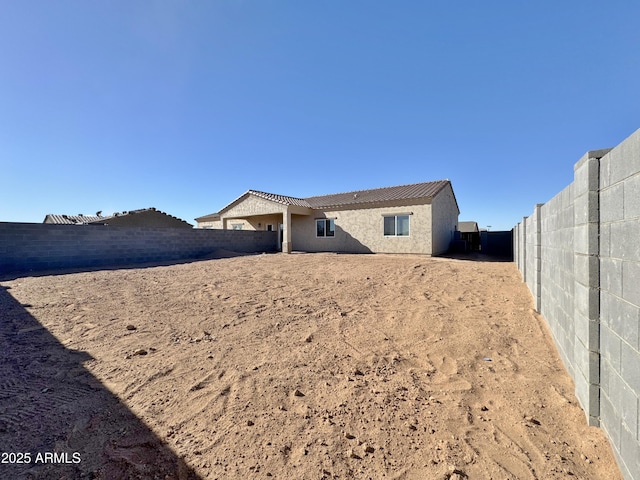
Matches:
[[1, 1, 638, 230]]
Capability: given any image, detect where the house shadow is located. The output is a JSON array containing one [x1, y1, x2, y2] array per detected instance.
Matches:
[[0, 285, 201, 479], [440, 251, 514, 263], [0, 250, 274, 282], [334, 225, 374, 254], [292, 224, 374, 254], [445, 231, 514, 262]]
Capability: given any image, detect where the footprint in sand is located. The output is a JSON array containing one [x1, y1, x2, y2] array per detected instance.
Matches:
[[428, 355, 472, 391], [483, 424, 544, 479]]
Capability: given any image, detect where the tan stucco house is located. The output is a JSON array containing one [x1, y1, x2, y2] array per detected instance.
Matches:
[[195, 180, 459, 255]]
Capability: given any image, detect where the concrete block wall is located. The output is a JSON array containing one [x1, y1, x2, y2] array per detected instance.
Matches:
[[598, 131, 640, 479], [572, 152, 602, 425], [524, 205, 542, 311], [515, 221, 526, 277], [514, 128, 640, 480], [539, 184, 575, 377], [0, 223, 278, 274]]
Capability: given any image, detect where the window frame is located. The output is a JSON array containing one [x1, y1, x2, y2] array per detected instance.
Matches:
[[382, 214, 411, 237], [315, 218, 335, 238]]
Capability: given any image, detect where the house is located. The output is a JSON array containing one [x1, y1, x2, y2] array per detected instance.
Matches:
[[195, 180, 459, 255], [44, 208, 193, 228], [458, 221, 481, 251], [43, 214, 102, 225]]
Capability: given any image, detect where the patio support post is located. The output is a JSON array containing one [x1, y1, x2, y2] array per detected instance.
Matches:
[[282, 208, 292, 253]]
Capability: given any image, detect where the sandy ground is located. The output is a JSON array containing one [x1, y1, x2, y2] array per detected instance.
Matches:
[[0, 252, 623, 480]]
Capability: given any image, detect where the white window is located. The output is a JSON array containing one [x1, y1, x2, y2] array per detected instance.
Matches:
[[232, 224, 243, 230], [383, 215, 410, 236], [316, 218, 335, 237]]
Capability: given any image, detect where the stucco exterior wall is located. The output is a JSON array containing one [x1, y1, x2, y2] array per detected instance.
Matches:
[[291, 201, 433, 254], [197, 196, 308, 232], [224, 214, 283, 231], [430, 184, 459, 255], [197, 220, 222, 229], [223, 195, 288, 218]]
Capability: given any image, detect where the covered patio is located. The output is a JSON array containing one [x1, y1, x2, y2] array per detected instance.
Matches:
[[194, 191, 313, 253], [220, 205, 312, 253]]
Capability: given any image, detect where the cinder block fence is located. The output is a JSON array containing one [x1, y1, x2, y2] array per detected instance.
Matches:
[[0, 223, 278, 274], [514, 128, 640, 480]]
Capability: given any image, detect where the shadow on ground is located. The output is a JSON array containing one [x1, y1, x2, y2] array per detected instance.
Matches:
[[439, 252, 514, 263], [0, 285, 200, 479], [0, 249, 269, 282]]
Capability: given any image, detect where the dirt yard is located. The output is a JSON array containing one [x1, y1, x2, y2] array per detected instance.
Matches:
[[0, 252, 622, 479]]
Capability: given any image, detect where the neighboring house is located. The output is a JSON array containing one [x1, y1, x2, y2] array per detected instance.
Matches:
[[44, 208, 193, 228], [43, 214, 102, 225], [458, 221, 481, 251], [195, 180, 459, 255]]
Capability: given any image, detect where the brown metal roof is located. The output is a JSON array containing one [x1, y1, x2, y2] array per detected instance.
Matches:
[[207, 190, 311, 218], [202, 180, 455, 218], [304, 180, 451, 208], [248, 190, 312, 208]]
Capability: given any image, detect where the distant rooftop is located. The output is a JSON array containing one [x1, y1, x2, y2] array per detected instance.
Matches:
[[458, 221, 479, 233], [43, 214, 102, 225], [44, 208, 192, 228]]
